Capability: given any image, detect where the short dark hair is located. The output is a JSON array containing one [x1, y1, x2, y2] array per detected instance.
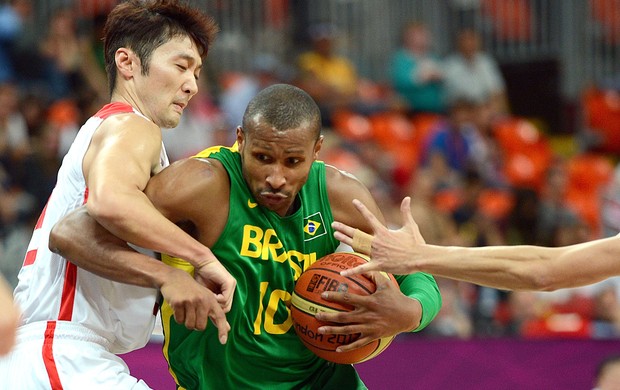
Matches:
[[242, 84, 322, 140], [103, 0, 218, 95]]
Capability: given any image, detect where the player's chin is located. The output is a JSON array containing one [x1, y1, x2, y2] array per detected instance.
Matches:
[[161, 113, 182, 129]]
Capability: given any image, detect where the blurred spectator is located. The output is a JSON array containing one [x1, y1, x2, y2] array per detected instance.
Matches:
[[0, 84, 37, 286], [39, 7, 82, 100], [507, 188, 540, 245], [591, 284, 620, 338], [4, 98, 70, 217], [426, 277, 473, 338], [504, 290, 548, 336], [390, 22, 446, 115], [0, 82, 30, 174], [219, 54, 291, 130], [0, 0, 31, 83], [535, 160, 588, 247], [447, 168, 509, 336], [39, 6, 107, 103], [467, 99, 508, 188], [295, 23, 359, 126], [407, 169, 463, 246], [451, 169, 506, 248], [0, 184, 34, 288], [74, 7, 111, 103], [421, 97, 479, 177], [444, 28, 508, 119]]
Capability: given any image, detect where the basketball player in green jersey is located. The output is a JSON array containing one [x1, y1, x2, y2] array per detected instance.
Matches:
[[50, 84, 441, 389]]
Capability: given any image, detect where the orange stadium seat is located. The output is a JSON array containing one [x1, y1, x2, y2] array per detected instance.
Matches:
[[369, 111, 420, 185], [566, 153, 614, 193], [494, 117, 553, 192], [564, 188, 602, 236], [477, 188, 515, 220], [369, 111, 416, 148], [562, 153, 614, 236], [583, 88, 620, 153], [433, 188, 463, 214], [331, 109, 373, 142], [493, 117, 546, 154]]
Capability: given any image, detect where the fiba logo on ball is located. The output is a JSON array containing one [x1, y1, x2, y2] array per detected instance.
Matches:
[[290, 252, 397, 364]]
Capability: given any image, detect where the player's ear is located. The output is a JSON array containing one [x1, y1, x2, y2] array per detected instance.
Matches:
[[115, 48, 138, 80], [236, 126, 245, 150], [313, 135, 324, 160]]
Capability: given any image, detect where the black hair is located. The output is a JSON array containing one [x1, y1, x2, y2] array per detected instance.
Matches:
[[103, 0, 218, 95], [242, 84, 322, 140]]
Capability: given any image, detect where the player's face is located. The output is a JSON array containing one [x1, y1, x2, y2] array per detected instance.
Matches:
[[237, 121, 323, 217], [133, 35, 202, 128]]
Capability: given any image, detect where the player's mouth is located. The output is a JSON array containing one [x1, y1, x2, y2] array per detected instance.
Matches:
[[173, 102, 186, 113], [259, 192, 288, 207]]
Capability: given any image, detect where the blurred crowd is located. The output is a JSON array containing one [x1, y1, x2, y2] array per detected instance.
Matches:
[[2, 0, 620, 340]]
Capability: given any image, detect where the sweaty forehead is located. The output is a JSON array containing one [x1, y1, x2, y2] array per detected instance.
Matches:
[[248, 126, 315, 152]]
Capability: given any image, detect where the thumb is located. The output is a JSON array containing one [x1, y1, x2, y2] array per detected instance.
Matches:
[[402, 196, 425, 244]]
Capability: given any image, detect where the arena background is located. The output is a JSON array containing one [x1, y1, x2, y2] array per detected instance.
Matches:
[[28, 0, 620, 135], [4, 0, 620, 388]]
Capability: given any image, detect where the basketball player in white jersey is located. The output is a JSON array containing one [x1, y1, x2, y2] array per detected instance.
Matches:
[[0, 1, 234, 388]]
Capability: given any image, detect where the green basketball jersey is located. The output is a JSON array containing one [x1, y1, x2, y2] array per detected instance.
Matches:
[[161, 146, 367, 389]]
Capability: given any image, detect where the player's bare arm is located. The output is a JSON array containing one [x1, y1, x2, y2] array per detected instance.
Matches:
[[414, 235, 620, 291], [83, 114, 235, 309], [144, 157, 234, 307], [316, 166, 422, 351], [49, 206, 230, 341], [337, 197, 620, 291]]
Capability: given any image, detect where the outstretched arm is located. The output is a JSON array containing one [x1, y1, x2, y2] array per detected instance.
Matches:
[[49, 208, 230, 343], [334, 197, 620, 291]]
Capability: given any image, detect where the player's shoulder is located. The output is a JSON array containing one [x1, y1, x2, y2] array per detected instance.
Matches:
[[324, 163, 363, 187], [164, 156, 227, 183], [146, 156, 228, 202], [324, 163, 368, 202], [98, 110, 160, 138]]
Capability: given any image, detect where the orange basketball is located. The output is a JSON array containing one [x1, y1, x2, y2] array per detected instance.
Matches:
[[291, 252, 398, 364]]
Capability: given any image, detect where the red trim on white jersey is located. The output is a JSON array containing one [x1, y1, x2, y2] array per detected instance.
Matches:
[[14, 102, 164, 362], [43, 321, 64, 390], [94, 102, 135, 119]]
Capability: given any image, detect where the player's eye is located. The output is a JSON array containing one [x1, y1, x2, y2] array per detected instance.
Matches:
[[255, 153, 271, 162]]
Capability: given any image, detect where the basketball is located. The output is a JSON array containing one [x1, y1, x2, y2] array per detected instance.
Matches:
[[290, 252, 398, 364]]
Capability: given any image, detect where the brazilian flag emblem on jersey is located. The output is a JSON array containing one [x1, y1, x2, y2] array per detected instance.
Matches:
[[303, 212, 326, 241]]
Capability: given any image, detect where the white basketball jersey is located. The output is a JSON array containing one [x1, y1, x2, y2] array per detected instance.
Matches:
[[13, 102, 169, 354]]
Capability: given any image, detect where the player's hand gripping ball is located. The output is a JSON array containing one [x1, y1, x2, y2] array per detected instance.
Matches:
[[291, 252, 397, 364]]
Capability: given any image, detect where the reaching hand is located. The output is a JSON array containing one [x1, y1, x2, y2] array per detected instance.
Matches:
[[194, 250, 237, 313], [332, 197, 426, 277], [161, 268, 231, 344]]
